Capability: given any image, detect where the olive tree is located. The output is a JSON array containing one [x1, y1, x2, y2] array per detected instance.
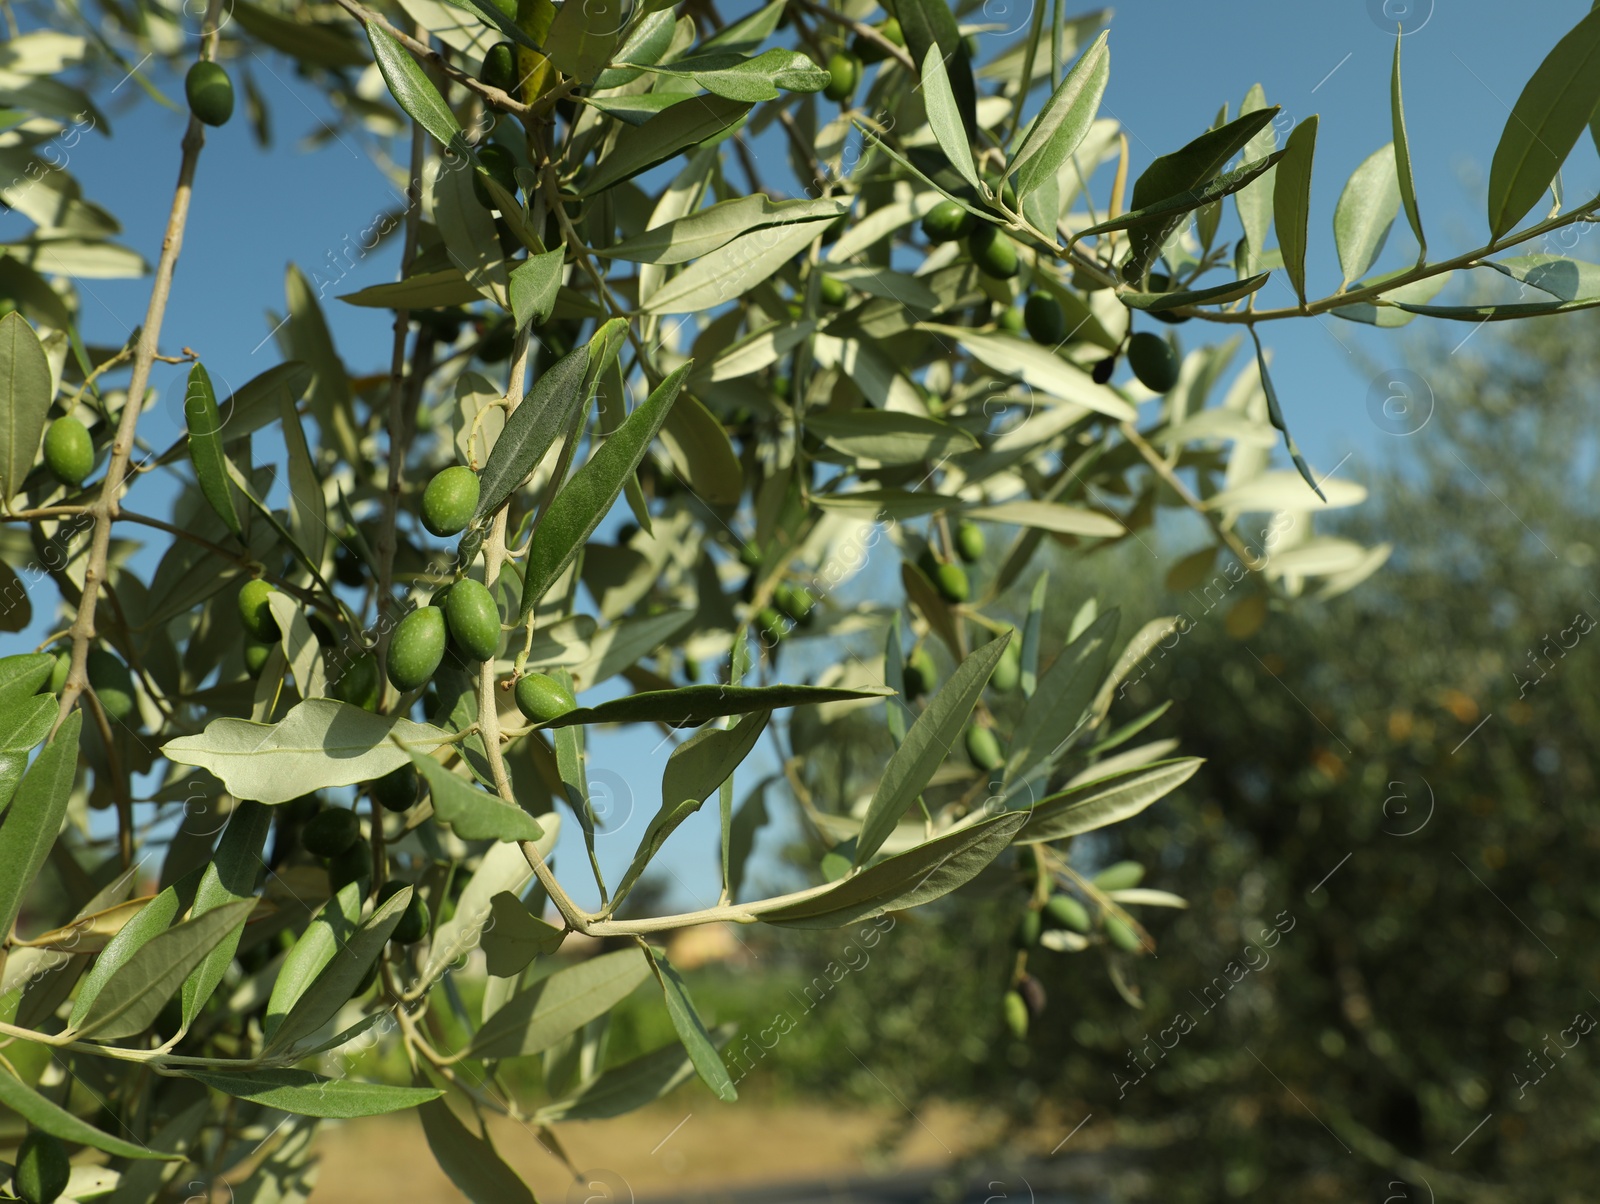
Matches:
[[2, 0, 1599, 1199]]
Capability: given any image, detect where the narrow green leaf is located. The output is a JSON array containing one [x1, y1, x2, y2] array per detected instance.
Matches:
[[761, 811, 1029, 929], [508, 248, 565, 329], [473, 339, 590, 524], [1391, 31, 1427, 262], [0, 694, 53, 757], [807, 410, 978, 465], [891, 0, 976, 136], [1333, 144, 1400, 287], [339, 269, 482, 311], [612, 711, 769, 905], [855, 634, 1012, 865], [183, 363, 241, 538], [922, 45, 982, 193], [470, 947, 651, 1060], [74, 898, 256, 1040], [637, 47, 830, 101], [1021, 572, 1048, 698], [1387, 295, 1600, 320], [543, 0, 620, 83], [481, 891, 565, 978], [1077, 153, 1281, 242], [1272, 115, 1319, 306], [264, 881, 363, 1040], [1008, 30, 1110, 201], [1120, 271, 1271, 312], [68, 866, 202, 1030], [0, 653, 54, 697], [1003, 610, 1116, 786], [0, 711, 79, 945], [1248, 327, 1325, 501], [534, 1030, 728, 1122], [726, 777, 771, 905], [581, 96, 752, 196], [1124, 107, 1278, 279], [1482, 253, 1600, 300], [0, 310, 51, 505], [182, 1068, 440, 1118], [0, 1064, 179, 1160], [599, 197, 845, 266], [1233, 84, 1278, 273], [642, 222, 826, 314], [266, 887, 411, 1054], [419, 1096, 537, 1203], [884, 615, 908, 748], [1487, 7, 1600, 240], [659, 391, 741, 506], [404, 744, 544, 842], [1019, 758, 1202, 843], [364, 20, 463, 152], [532, 682, 893, 729], [644, 945, 736, 1101], [180, 801, 270, 1027], [162, 699, 450, 805], [519, 364, 691, 617]]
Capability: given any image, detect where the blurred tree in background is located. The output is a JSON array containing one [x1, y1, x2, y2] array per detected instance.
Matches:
[[750, 312, 1600, 1203]]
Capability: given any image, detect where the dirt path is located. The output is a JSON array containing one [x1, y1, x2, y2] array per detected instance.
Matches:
[[309, 1098, 1007, 1202]]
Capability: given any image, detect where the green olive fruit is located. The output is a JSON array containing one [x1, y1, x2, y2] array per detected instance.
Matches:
[[818, 274, 849, 307], [965, 722, 1004, 772], [683, 654, 701, 681], [14, 1130, 70, 1204], [1023, 292, 1067, 346], [371, 764, 419, 812], [1091, 355, 1117, 384], [989, 639, 1021, 693], [1127, 331, 1180, 393], [378, 881, 430, 945], [1013, 908, 1041, 949], [421, 466, 480, 537], [1104, 914, 1143, 953], [48, 652, 69, 694], [954, 520, 985, 563], [43, 415, 93, 487], [237, 579, 279, 642], [996, 306, 1025, 335], [1003, 989, 1029, 1039], [967, 224, 1019, 280], [739, 540, 763, 569], [302, 807, 361, 858], [479, 41, 516, 93], [920, 199, 974, 243], [86, 649, 135, 723], [756, 605, 787, 645], [332, 651, 380, 711], [243, 638, 273, 679], [1045, 893, 1091, 933], [472, 143, 520, 209], [933, 561, 969, 604], [185, 60, 234, 127], [1093, 860, 1145, 891], [515, 672, 577, 723], [774, 582, 816, 625], [326, 839, 371, 893], [387, 606, 446, 692], [904, 646, 936, 700], [823, 52, 860, 103], [444, 578, 500, 661]]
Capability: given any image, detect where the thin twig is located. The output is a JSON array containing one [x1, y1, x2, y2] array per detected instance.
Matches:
[[52, 0, 224, 736]]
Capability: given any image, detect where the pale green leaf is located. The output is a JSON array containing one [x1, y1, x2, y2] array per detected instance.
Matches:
[[470, 947, 651, 1059]]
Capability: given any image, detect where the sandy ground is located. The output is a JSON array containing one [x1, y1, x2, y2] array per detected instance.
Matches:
[[308, 1099, 1007, 1202]]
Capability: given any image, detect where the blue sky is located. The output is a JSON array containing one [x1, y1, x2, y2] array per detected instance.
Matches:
[[25, 0, 1600, 908]]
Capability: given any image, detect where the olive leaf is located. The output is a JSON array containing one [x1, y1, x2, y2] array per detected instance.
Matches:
[[472, 337, 590, 525], [643, 944, 737, 1101], [0, 310, 51, 506], [162, 700, 451, 805], [179, 800, 270, 1027], [581, 96, 753, 196], [0, 1063, 179, 1160], [469, 947, 651, 1060], [419, 1094, 537, 1204], [179, 1068, 442, 1119], [1019, 758, 1203, 843], [518, 363, 692, 618], [1008, 30, 1110, 201], [183, 362, 242, 538], [1273, 115, 1319, 307], [855, 634, 1012, 865], [0, 710, 80, 947], [402, 741, 545, 843]]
